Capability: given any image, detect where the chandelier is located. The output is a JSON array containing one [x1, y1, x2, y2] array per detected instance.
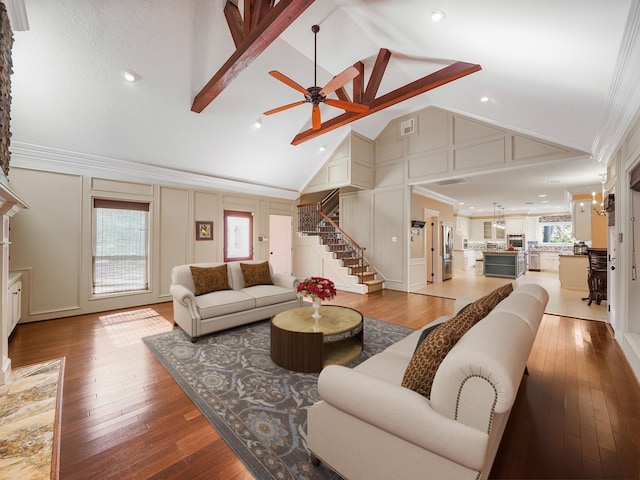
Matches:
[[492, 203, 506, 229], [592, 173, 607, 216]]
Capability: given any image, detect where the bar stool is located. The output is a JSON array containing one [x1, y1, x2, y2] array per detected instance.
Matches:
[[586, 248, 607, 306]]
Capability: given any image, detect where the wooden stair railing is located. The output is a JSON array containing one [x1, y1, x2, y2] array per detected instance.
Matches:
[[298, 202, 381, 291]]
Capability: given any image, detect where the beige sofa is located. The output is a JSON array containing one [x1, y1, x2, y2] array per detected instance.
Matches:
[[307, 283, 549, 480], [170, 261, 301, 341]]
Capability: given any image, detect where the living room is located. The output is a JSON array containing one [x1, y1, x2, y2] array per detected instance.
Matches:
[[2, 1, 640, 479]]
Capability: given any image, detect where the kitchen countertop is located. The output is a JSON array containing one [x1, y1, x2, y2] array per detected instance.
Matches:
[[484, 250, 523, 255]]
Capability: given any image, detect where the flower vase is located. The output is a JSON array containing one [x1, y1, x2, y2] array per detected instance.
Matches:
[[312, 297, 322, 321]]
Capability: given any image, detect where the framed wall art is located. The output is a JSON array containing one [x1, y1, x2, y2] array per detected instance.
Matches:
[[196, 221, 213, 241]]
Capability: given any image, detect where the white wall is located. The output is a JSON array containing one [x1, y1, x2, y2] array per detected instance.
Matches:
[[8, 167, 295, 323]]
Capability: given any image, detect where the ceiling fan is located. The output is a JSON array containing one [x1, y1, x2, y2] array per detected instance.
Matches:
[[264, 25, 369, 130]]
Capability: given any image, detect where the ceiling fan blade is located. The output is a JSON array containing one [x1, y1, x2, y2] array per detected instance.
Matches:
[[312, 104, 321, 130], [324, 98, 369, 113], [264, 100, 307, 115], [269, 71, 309, 95], [320, 66, 360, 96]]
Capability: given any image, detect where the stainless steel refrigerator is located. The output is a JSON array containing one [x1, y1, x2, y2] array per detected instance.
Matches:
[[442, 224, 453, 280]]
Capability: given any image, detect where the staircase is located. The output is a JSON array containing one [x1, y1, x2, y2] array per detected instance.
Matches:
[[298, 195, 383, 294]]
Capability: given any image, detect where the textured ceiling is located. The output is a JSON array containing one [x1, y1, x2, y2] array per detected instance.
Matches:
[[7, 0, 640, 215]]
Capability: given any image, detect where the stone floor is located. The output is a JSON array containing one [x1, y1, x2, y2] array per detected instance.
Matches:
[[412, 267, 607, 322], [0, 357, 64, 480]]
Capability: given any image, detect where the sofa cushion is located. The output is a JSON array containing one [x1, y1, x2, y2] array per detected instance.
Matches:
[[240, 261, 273, 287], [195, 289, 256, 318], [401, 283, 513, 398], [242, 284, 298, 307], [190, 265, 231, 295]]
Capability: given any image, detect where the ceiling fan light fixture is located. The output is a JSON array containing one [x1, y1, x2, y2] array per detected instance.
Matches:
[[431, 9, 446, 22]]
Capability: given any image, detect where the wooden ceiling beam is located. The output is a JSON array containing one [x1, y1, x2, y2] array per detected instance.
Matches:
[[335, 86, 351, 103], [352, 61, 365, 104], [192, 0, 315, 113], [291, 61, 482, 145], [251, 0, 274, 30], [362, 49, 391, 103], [224, 1, 244, 48]]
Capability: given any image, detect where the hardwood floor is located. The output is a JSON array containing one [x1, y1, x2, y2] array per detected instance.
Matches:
[[7, 288, 640, 479]]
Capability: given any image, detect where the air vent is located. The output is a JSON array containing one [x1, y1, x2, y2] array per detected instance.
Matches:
[[548, 179, 563, 184], [400, 118, 415, 136], [434, 177, 471, 186]]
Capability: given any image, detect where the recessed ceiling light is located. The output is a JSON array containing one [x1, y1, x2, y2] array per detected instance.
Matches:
[[458, 202, 464, 205], [431, 9, 446, 22], [480, 96, 490, 103], [123, 70, 138, 82], [253, 119, 262, 129], [538, 194, 547, 198]]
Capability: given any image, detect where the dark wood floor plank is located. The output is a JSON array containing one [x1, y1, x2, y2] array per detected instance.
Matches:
[[8, 291, 640, 479]]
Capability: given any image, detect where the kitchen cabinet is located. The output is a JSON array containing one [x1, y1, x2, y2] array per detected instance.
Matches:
[[455, 216, 470, 238], [8, 273, 22, 336], [540, 252, 560, 272], [470, 219, 484, 240], [469, 219, 505, 240], [505, 217, 524, 235], [525, 216, 540, 243]]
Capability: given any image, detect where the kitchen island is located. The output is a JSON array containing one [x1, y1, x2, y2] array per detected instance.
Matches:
[[559, 254, 589, 290], [483, 251, 526, 279]]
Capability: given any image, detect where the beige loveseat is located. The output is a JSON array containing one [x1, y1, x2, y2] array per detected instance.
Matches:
[[170, 261, 301, 342], [307, 283, 549, 480]]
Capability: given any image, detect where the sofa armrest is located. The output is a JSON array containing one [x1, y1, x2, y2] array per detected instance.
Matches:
[[316, 365, 489, 471], [170, 284, 196, 307], [271, 273, 299, 290]]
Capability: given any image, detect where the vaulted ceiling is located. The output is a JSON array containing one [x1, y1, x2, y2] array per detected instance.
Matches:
[[7, 0, 640, 215]]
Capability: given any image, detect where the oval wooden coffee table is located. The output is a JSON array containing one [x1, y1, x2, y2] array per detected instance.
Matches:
[[270, 305, 364, 373]]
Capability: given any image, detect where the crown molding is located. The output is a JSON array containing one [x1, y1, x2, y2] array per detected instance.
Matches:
[[411, 185, 456, 206], [591, 0, 640, 164], [9, 142, 300, 200], [4, 0, 29, 31]]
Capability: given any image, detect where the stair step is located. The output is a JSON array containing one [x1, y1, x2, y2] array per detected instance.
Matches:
[[358, 272, 376, 282], [342, 258, 362, 267], [349, 265, 369, 274], [363, 279, 384, 293]]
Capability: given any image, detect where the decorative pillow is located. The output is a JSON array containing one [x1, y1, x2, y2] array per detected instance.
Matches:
[[190, 265, 231, 296], [240, 262, 273, 287], [402, 282, 513, 398], [475, 282, 514, 311], [414, 323, 440, 354], [402, 302, 491, 398]]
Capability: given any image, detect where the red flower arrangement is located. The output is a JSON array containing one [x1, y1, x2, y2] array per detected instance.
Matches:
[[297, 276, 337, 301]]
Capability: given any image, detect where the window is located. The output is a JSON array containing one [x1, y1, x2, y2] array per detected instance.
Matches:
[[224, 210, 253, 262], [540, 222, 573, 244], [93, 199, 150, 295]]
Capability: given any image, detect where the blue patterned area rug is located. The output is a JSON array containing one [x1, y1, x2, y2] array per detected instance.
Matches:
[[143, 317, 413, 480]]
